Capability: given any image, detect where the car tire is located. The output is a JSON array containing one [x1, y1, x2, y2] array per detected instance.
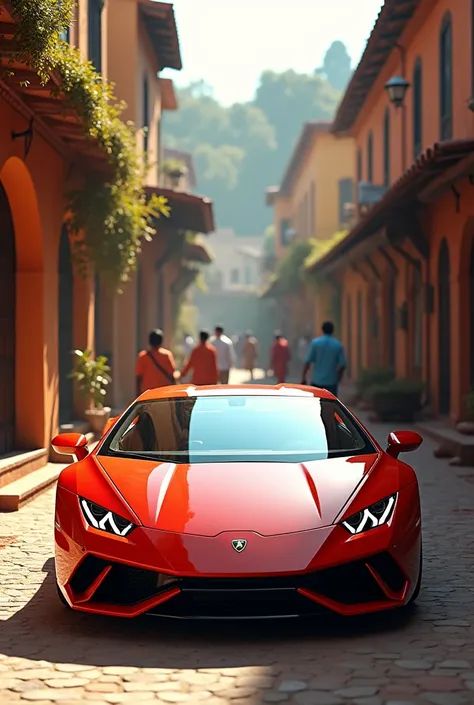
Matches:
[[407, 544, 422, 605], [57, 583, 70, 608]]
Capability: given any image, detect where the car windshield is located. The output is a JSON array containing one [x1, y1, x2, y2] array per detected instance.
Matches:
[[100, 395, 376, 464]]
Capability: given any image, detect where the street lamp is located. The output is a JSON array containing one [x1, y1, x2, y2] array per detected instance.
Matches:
[[384, 75, 411, 108]]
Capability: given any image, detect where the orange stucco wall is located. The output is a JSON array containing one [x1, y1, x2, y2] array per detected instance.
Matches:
[[330, 0, 474, 422], [272, 132, 355, 259], [354, 0, 474, 187], [0, 98, 94, 451]]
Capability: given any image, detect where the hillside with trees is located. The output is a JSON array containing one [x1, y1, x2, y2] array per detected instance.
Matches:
[[163, 41, 352, 235]]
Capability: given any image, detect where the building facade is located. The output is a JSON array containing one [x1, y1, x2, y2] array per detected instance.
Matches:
[[308, 0, 474, 423], [0, 0, 108, 470], [264, 121, 355, 341], [94, 0, 215, 411], [0, 0, 215, 509]]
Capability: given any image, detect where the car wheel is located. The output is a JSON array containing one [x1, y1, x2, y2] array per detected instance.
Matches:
[[408, 544, 422, 605], [57, 583, 70, 608]]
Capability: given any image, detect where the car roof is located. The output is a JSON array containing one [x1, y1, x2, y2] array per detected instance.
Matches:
[[137, 384, 337, 402]]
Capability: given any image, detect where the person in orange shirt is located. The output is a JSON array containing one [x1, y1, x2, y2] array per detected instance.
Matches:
[[135, 330, 176, 396], [179, 330, 219, 385]]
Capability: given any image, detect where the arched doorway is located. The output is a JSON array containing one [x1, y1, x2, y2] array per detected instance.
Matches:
[[0, 183, 16, 454], [58, 226, 74, 424], [438, 238, 451, 415], [470, 240, 474, 389]]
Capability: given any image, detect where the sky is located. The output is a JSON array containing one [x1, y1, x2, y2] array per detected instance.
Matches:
[[161, 0, 385, 106]]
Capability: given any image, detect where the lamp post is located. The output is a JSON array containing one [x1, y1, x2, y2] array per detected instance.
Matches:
[[384, 44, 410, 174]]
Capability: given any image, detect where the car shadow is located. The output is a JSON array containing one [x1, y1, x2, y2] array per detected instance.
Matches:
[[0, 557, 421, 669]]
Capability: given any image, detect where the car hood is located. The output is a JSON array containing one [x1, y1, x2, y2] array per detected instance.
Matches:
[[95, 454, 378, 537]]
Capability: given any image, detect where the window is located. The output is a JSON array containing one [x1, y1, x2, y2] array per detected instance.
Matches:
[[439, 12, 453, 140], [338, 178, 354, 226], [230, 268, 239, 284], [280, 218, 291, 246], [367, 132, 373, 183], [88, 0, 103, 73], [102, 396, 376, 464], [357, 149, 363, 182], [413, 58, 423, 158], [143, 74, 149, 154], [383, 108, 390, 187]]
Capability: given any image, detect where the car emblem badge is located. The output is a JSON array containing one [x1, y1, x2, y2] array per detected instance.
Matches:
[[232, 539, 247, 552]]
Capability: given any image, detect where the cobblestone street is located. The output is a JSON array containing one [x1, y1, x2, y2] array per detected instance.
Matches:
[[1, 373, 474, 705]]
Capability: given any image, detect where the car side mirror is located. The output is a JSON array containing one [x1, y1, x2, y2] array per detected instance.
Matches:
[[386, 430, 423, 459], [51, 433, 89, 461]]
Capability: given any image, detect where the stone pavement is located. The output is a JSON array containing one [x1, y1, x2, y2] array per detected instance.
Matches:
[[1, 371, 474, 704]]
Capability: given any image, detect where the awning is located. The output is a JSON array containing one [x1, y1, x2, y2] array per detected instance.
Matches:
[[182, 240, 213, 264], [0, 8, 109, 170], [138, 0, 182, 71], [308, 139, 474, 274], [146, 186, 215, 234]]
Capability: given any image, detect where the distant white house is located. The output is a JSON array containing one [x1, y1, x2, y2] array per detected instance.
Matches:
[[204, 228, 264, 292]]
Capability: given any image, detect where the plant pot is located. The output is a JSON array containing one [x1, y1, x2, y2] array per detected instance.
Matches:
[[372, 392, 422, 423], [456, 421, 474, 436], [85, 406, 111, 435]]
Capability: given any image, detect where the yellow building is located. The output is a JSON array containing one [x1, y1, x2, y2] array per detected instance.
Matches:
[[264, 121, 355, 341]]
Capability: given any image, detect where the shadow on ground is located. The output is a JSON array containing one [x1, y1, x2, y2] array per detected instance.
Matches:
[[0, 556, 421, 669]]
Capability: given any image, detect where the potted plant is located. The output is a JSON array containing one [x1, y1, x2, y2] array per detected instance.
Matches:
[[69, 349, 112, 434], [370, 378, 425, 422], [457, 391, 474, 435], [162, 159, 188, 188], [355, 367, 395, 409]]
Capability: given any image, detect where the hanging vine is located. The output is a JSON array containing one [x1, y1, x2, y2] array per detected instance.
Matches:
[[4, 0, 170, 287]]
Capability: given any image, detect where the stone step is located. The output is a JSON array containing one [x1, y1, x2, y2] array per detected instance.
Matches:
[[0, 462, 68, 512], [416, 421, 474, 466], [0, 449, 48, 490]]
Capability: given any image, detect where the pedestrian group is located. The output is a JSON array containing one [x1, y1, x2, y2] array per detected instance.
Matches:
[[135, 320, 346, 398]]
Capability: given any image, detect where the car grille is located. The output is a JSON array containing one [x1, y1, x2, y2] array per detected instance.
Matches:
[[67, 552, 406, 616]]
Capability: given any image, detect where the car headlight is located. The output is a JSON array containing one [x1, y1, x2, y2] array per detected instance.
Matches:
[[79, 498, 136, 537], [341, 494, 397, 534]]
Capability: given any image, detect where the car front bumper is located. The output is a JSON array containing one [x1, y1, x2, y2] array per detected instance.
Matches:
[[55, 484, 421, 619]]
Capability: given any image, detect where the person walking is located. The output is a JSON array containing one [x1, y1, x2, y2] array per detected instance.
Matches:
[[209, 325, 234, 384], [300, 321, 347, 396], [179, 330, 219, 385], [242, 330, 259, 380], [135, 329, 176, 396], [269, 331, 291, 384]]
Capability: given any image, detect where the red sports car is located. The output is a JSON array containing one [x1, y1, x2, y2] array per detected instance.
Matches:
[[51, 384, 423, 619]]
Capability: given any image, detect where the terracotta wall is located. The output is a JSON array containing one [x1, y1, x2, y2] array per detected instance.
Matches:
[[0, 98, 93, 449], [354, 0, 474, 187]]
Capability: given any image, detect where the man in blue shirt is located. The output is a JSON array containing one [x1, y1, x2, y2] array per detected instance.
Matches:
[[300, 321, 347, 397]]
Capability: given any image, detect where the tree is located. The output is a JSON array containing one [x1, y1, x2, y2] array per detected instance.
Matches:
[[316, 41, 352, 91], [163, 53, 343, 235]]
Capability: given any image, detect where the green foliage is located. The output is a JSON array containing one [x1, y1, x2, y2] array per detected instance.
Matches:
[[315, 41, 353, 91], [369, 378, 425, 396], [355, 368, 395, 396], [162, 158, 187, 177], [464, 390, 474, 420], [304, 230, 348, 269], [69, 349, 112, 409], [163, 59, 342, 234], [275, 239, 315, 293], [5, 0, 169, 286]]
